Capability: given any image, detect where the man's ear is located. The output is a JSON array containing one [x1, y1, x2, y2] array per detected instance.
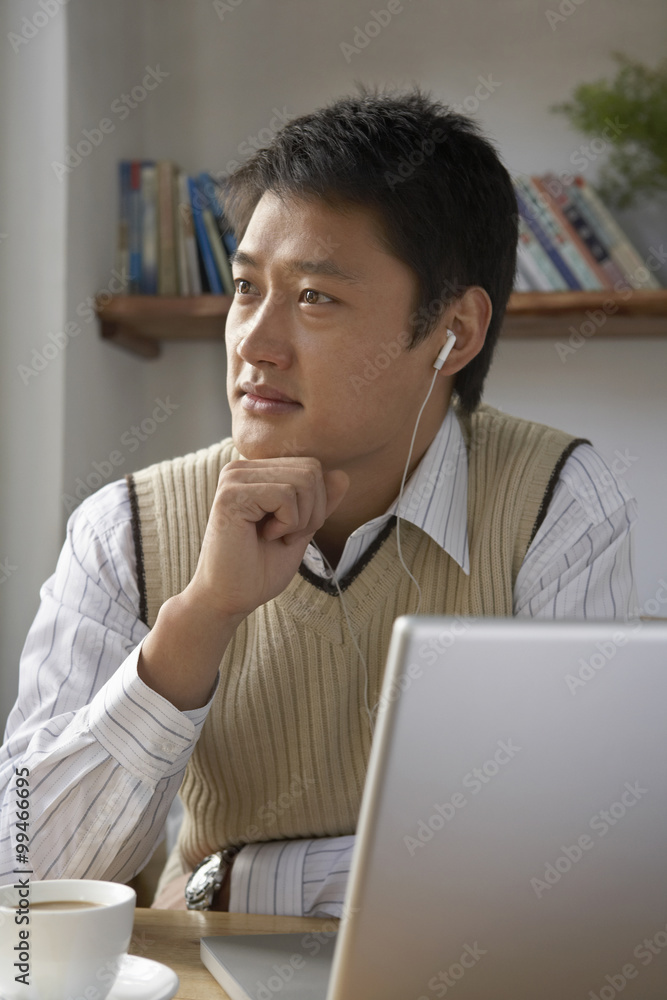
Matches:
[[436, 286, 493, 375]]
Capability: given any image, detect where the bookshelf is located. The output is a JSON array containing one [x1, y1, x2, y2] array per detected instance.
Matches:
[[95, 289, 667, 357]]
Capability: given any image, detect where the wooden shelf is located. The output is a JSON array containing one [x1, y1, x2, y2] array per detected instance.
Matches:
[[96, 294, 233, 357], [503, 289, 667, 338], [96, 290, 667, 357]]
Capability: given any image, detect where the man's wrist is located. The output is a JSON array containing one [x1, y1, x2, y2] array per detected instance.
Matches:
[[138, 593, 245, 711], [185, 847, 241, 910], [212, 857, 235, 911]]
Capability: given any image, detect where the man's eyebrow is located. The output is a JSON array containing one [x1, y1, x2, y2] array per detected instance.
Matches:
[[229, 250, 363, 285]]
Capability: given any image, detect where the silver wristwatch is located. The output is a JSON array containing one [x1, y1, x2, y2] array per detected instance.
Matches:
[[184, 846, 241, 910]]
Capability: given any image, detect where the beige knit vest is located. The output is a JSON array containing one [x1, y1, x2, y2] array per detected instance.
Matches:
[[127, 403, 587, 871]]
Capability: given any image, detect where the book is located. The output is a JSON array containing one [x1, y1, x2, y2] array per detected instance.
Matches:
[[188, 176, 223, 293], [116, 162, 131, 286], [570, 177, 661, 290], [173, 169, 189, 295], [177, 171, 201, 295], [198, 173, 235, 294], [531, 175, 614, 289], [157, 161, 178, 295], [542, 173, 627, 289], [139, 162, 158, 294], [519, 176, 603, 290], [203, 210, 235, 295], [128, 160, 142, 293], [196, 235, 211, 293], [514, 180, 581, 289], [516, 214, 568, 291]]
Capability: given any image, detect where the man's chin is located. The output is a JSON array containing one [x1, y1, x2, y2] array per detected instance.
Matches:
[[231, 423, 313, 462]]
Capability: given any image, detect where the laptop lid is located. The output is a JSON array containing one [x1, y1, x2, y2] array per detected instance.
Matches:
[[326, 616, 667, 1000]]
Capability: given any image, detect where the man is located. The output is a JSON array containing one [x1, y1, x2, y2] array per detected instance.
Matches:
[[0, 87, 638, 915]]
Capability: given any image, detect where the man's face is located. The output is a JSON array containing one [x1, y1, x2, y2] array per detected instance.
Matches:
[[226, 191, 448, 474]]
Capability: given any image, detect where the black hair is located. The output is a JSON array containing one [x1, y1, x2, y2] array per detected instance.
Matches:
[[221, 83, 518, 414]]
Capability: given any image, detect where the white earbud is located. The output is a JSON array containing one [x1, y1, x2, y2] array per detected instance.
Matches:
[[433, 329, 457, 370]]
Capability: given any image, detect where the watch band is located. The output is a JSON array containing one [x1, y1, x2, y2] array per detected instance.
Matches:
[[184, 846, 241, 910]]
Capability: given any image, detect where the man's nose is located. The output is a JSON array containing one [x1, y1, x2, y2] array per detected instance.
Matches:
[[233, 291, 292, 368]]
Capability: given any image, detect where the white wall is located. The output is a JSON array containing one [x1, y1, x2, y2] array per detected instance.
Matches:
[[0, 2, 68, 723], [2, 0, 666, 728]]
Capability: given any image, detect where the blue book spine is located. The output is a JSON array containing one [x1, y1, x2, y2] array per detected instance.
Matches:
[[200, 172, 237, 255], [188, 177, 223, 294], [514, 186, 581, 290]]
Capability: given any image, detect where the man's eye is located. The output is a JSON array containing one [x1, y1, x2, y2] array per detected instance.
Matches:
[[235, 279, 255, 295], [301, 289, 333, 304]]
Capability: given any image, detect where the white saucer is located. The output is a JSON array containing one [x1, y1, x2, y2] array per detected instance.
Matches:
[[107, 954, 179, 1000]]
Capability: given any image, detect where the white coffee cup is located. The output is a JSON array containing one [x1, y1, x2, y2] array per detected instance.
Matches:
[[0, 878, 136, 1000]]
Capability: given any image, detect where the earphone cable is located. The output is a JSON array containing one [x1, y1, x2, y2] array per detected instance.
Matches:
[[311, 363, 442, 738]]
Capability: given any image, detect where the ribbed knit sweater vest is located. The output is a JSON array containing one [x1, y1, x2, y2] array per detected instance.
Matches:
[[127, 403, 588, 872]]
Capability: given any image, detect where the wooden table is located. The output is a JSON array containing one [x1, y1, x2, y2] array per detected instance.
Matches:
[[129, 908, 339, 999]]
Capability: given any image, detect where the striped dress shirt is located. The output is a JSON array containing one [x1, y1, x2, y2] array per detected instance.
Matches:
[[0, 407, 639, 916]]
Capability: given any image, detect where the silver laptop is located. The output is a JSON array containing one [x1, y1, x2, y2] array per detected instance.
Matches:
[[201, 616, 667, 999]]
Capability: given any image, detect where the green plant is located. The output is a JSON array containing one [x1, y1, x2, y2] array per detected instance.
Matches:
[[551, 52, 667, 209]]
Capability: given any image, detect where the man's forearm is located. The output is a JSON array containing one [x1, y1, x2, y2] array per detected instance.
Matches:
[[0, 644, 202, 886], [137, 590, 246, 711]]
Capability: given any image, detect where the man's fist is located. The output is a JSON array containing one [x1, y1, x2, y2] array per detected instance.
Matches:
[[186, 457, 350, 620]]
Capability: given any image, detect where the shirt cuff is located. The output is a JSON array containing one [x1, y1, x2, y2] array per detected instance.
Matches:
[[229, 840, 313, 916], [228, 836, 355, 917], [86, 636, 218, 783]]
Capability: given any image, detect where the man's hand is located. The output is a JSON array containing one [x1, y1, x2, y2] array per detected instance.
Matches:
[[137, 458, 349, 711], [187, 457, 350, 620]]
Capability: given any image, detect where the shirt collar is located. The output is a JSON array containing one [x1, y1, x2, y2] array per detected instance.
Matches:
[[348, 405, 470, 575]]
